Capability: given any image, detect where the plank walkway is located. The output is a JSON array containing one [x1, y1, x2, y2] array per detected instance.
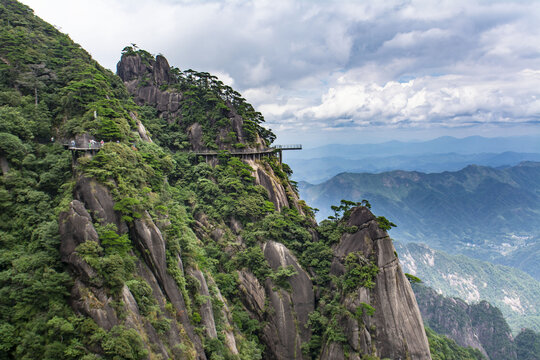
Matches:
[[63, 143, 301, 163]]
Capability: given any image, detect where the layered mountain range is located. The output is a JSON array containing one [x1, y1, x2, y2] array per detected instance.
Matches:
[[299, 163, 540, 281], [286, 137, 540, 184]]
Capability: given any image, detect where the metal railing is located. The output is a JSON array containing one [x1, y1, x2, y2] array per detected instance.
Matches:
[[189, 148, 277, 155], [63, 143, 303, 154], [63, 142, 103, 151], [272, 144, 302, 150]]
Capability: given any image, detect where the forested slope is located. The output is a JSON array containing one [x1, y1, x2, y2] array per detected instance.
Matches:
[[0, 1, 486, 359], [299, 163, 540, 280]]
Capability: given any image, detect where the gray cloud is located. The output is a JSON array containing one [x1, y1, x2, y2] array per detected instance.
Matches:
[[20, 0, 540, 143]]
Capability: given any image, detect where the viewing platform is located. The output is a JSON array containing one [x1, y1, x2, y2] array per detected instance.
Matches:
[[63, 142, 103, 164], [63, 145, 103, 151], [272, 144, 302, 150]]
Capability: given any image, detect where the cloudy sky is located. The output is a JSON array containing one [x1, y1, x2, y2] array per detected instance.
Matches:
[[20, 0, 540, 146]]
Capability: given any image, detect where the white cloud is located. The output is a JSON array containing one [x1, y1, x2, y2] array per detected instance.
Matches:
[[19, 0, 540, 143], [210, 71, 235, 87], [296, 69, 540, 129]]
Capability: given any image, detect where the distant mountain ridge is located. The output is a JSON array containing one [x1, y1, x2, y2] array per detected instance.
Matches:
[[286, 136, 540, 183], [299, 162, 540, 280], [291, 136, 540, 160], [289, 151, 540, 183]]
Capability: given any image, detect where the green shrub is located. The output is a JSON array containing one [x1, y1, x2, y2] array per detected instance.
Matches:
[[270, 265, 298, 291], [125, 278, 157, 316], [343, 252, 379, 292], [376, 216, 396, 231], [405, 273, 422, 284], [235, 246, 271, 283]]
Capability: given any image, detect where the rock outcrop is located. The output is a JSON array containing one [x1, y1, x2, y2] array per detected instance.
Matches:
[[0, 156, 9, 175], [236, 241, 315, 360], [117, 52, 270, 151], [60, 177, 207, 359], [117, 54, 182, 121], [323, 207, 432, 359], [413, 283, 517, 360]]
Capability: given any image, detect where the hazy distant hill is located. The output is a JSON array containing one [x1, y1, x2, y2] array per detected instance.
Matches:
[[285, 136, 540, 183], [413, 284, 517, 360], [299, 162, 540, 279], [288, 151, 540, 183], [289, 136, 540, 160]]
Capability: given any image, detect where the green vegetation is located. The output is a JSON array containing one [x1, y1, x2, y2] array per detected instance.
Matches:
[[354, 303, 375, 321], [270, 265, 298, 291], [0, 1, 149, 357], [515, 328, 540, 360], [0, 2, 439, 359], [405, 273, 422, 284], [342, 252, 379, 292], [375, 216, 396, 231], [426, 326, 486, 360]]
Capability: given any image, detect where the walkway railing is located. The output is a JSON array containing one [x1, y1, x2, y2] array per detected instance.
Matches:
[[272, 144, 302, 150], [189, 148, 276, 155], [64, 145, 103, 151], [62, 142, 301, 164]]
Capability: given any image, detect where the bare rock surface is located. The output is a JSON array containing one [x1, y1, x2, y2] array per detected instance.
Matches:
[[60, 177, 207, 359], [239, 241, 315, 360], [326, 207, 432, 360], [74, 176, 127, 233], [247, 160, 290, 211], [59, 199, 99, 257], [70, 279, 119, 330], [190, 269, 218, 339], [117, 53, 182, 121]]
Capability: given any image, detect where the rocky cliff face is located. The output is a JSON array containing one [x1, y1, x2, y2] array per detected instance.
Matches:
[[413, 284, 517, 360], [117, 51, 267, 152], [60, 177, 207, 358], [117, 53, 181, 120], [321, 207, 431, 359], [59, 177, 432, 359]]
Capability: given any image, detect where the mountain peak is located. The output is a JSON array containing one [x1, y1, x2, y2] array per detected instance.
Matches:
[[116, 48, 275, 152], [117, 48, 171, 85]]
